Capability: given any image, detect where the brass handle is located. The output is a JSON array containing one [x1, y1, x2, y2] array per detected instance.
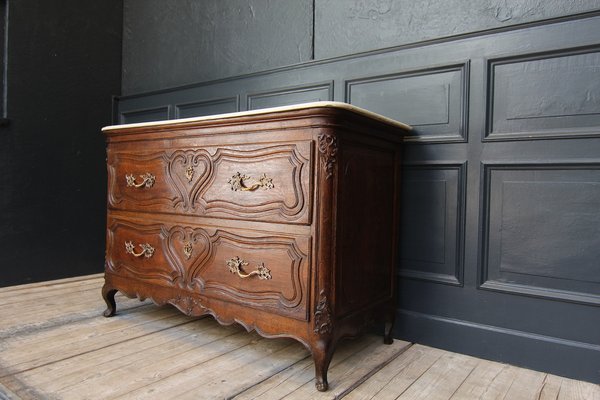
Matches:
[[226, 256, 272, 280], [228, 172, 274, 192], [126, 173, 156, 188], [125, 241, 155, 258]]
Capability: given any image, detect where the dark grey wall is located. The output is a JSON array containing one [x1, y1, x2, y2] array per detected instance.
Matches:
[[122, 0, 600, 94], [122, 0, 313, 94], [315, 0, 600, 58], [0, 0, 123, 286]]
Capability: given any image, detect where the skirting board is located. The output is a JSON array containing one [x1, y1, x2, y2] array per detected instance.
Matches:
[[394, 309, 600, 384]]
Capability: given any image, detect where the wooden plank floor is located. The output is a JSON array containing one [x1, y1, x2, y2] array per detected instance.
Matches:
[[0, 275, 598, 400]]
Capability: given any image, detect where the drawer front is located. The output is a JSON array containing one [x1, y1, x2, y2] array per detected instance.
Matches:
[[195, 228, 311, 320], [105, 218, 183, 287], [105, 217, 311, 320], [107, 151, 184, 211], [107, 141, 313, 224]]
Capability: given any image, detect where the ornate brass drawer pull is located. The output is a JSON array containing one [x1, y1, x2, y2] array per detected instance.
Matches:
[[125, 241, 155, 258], [226, 256, 272, 280], [126, 173, 156, 188], [228, 172, 274, 192]]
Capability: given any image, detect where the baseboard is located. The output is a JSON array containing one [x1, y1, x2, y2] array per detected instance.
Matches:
[[394, 309, 600, 384]]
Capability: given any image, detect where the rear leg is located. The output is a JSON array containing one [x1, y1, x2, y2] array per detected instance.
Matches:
[[384, 309, 395, 344], [102, 283, 118, 317]]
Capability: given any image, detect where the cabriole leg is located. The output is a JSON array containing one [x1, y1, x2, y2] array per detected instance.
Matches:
[[384, 310, 395, 345], [313, 341, 335, 392], [102, 284, 118, 317]]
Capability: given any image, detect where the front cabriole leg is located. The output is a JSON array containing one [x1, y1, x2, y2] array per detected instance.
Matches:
[[312, 288, 334, 391], [313, 339, 335, 391], [102, 283, 118, 317]]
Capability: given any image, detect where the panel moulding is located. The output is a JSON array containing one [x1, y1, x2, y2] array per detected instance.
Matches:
[[246, 81, 334, 110], [120, 105, 171, 125], [398, 161, 467, 286], [175, 96, 240, 119], [485, 45, 600, 141], [479, 161, 600, 305], [345, 62, 470, 144]]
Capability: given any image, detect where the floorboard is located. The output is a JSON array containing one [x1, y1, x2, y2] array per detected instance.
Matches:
[[0, 275, 598, 400]]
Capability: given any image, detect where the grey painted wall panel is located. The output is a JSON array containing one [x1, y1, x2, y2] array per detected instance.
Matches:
[[402, 179, 446, 264], [247, 83, 333, 110], [346, 65, 467, 142], [121, 106, 170, 124], [122, 0, 313, 95], [175, 97, 239, 119], [315, 0, 600, 59], [399, 165, 465, 285], [483, 165, 600, 305], [488, 49, 600, 140]]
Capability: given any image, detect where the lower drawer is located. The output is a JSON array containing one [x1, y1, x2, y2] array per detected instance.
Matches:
[[105, 216, 311, 320]]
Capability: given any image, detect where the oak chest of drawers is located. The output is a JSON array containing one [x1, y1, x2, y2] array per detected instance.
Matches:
[[101, 101, 411, 391]]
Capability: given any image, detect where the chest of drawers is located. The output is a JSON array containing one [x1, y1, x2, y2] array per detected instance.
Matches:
[[101, 101, 410, 391]]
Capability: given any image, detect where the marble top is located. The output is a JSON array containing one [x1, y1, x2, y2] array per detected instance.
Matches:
[[102, 101, 412, 132]]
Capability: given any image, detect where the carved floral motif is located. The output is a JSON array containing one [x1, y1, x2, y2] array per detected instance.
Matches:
[[183, 241, 193, 260], [185, 165, 194, 182], [317, 133, 337, 179], [171, 294, 205, 316], [314, 289, 332, 335]]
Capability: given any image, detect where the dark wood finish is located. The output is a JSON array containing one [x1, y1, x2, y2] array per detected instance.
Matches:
[[101, 103, 409, 391], [107, 141, 312, 224]]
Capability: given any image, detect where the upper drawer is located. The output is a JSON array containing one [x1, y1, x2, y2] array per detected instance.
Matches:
[[107, 141, 313, 224]]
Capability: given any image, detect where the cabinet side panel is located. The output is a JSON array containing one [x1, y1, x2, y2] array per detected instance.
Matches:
[[335, 140, 396, 317]]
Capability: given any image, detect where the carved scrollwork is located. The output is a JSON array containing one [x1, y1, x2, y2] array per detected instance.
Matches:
[[171, 294, 205, 316], [165, 149, 212, 211], [314, 290, 332, 335], [317, 133, 337, 179], [191, 144, 310, 223]]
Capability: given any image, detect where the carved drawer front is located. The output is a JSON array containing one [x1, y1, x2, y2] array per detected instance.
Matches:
[[192, 229, 311, 320], [196, 142, 312, 225], [105, 218, 185, 287], [107, 141, 312, 224], [105, 217, 311, 320], [107, 150, 185, 212]]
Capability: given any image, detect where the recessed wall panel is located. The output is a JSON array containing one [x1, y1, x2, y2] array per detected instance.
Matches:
[[120, 106, 170, 124], [487, 49, 600, 140], [347, 65, 467, 143], [247, 83, 333, 110], [175, 97, 238, 118], [482, 164, 600, 304], [399, 164, 466, 285]]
